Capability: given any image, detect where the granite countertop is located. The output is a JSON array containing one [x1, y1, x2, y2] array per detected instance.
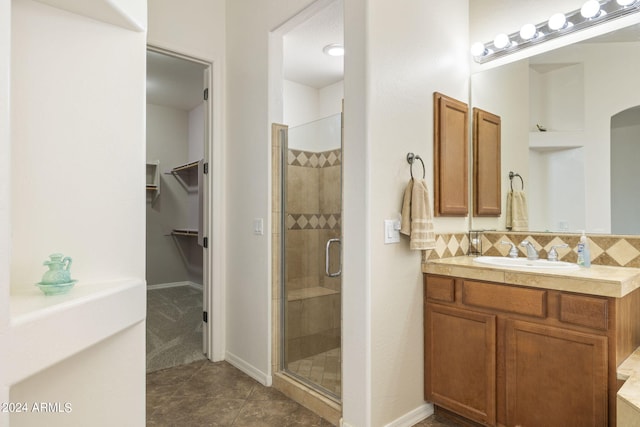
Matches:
[[422, 256, 640, 298]]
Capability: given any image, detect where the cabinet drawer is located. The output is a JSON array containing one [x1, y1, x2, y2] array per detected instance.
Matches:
[[462, 280, 547, 318], [559, 293, 608, 331], [425, 275, 455, 302]]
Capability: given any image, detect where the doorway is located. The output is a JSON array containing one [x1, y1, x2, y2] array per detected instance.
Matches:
[[281, 114, 343, 399], [271, 0, 344, 407], [145, 48, 211, 372]]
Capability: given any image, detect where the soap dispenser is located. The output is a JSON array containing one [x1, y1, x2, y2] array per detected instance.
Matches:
[[577, 231, 591, 268]]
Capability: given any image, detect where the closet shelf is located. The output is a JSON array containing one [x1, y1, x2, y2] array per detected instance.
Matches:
[[170, 161, 199, 174], [171, 229, 198, 237], [146, 161, 160, 203]]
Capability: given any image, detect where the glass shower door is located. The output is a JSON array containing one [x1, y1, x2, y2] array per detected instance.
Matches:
[[282, 113, 342, 400]]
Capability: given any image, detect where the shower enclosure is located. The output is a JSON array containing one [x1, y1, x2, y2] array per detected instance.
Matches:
[[281, 113, 342, 400]]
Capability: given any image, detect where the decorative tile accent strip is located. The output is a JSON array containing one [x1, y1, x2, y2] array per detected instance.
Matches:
[[423, 233, 469, 262], [288, 149, 342, 168], [287, 213, 342, 230], [422, 231, 640, 268]]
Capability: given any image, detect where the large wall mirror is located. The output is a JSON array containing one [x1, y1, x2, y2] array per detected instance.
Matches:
[[471, 22, 640, 235]]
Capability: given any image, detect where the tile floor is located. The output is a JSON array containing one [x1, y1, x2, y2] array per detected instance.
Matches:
[[146, 359, 462, 426], [146, 286, 206, 373], [287, 347, 341, 397]]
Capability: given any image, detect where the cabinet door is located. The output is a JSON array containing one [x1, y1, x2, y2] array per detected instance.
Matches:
[[505, 320, 607, 427], [425, 304, 496, 425]]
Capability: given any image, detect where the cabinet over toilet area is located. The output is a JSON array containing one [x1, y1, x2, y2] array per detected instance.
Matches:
[[423, 256, 640, 426]]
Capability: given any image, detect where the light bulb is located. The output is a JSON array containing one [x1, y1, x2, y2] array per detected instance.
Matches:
[[494, 33, 511, 49], [470, 42, 488, 57], [548, 13, 568, 30], [581, 0, 602, 18], [520, 23, 538, 40], [617, 0, 637, 6]]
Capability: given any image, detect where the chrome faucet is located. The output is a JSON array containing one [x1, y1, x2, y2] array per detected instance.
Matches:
[[500, 241, 519, 258], [547, 244, 568, 262], [520, 240, 539, 260]]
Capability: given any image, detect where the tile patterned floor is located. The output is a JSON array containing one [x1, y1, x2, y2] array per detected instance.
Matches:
[[287, 347, 341, 397], [146, 359, 463, 426], [146, 286, 206, 373]]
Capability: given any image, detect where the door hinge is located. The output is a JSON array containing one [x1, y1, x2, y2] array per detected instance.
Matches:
[[203, 237, 208, 248], [203, 311, 208, 323], [204, 88, 209, 101], [203, 162, 209, 174]]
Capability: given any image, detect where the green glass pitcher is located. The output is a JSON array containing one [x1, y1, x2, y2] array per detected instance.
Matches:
[[41, 253, 73, 285]]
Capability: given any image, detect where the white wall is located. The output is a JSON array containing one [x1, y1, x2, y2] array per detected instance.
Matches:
[[11, 0, 146, 285], [10, 323, 145, 427], [611, 118, 640, 235], [226, 0, 322, 385], [3, 0, 147, 424], [283, 80, 320, 126], [319, 80, 344, 117], [364, 1, 469, 425], [283, 79, 344, 127], [0, 0, 11, 343], [146, 103, 191, 286]]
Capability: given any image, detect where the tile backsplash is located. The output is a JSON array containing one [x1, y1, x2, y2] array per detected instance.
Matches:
[[424, 232, 640, 268]]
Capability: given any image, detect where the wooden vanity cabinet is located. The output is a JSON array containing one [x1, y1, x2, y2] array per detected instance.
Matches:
[[424, 273, 640, 427]]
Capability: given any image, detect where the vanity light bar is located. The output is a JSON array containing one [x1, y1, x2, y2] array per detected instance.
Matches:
[[471, 0, 640, 63]]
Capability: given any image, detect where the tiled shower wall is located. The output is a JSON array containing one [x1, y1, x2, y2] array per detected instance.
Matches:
[[423, 232, 640, 268], [285, 148, 341, 363]]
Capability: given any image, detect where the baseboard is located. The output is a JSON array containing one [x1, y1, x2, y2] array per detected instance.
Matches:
[[147, 281, 202, 291], [225, 351, 272, 386], [383, 403, 434, 427]]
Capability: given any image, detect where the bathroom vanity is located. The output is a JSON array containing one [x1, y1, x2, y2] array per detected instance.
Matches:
[[423, 256, 640, 426]]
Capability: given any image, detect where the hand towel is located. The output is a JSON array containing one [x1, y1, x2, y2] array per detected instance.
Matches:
[[400, 178, 436, 250], [506, 190, 529, 231]]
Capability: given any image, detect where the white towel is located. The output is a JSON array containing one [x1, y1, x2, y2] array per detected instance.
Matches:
[[506, 190, 528, 231], [400, 179, 436, 250]]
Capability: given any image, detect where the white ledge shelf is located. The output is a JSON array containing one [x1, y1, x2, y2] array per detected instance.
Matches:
[[7, 278, 145, 386], [529, 130, 585, 151]]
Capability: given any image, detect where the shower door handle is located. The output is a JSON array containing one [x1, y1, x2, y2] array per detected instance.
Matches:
[[325, 238, 342, 278]]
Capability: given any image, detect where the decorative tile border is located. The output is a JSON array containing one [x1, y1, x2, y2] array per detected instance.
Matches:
[[288, 149, 341, 168], [422, 231, 640, 268], [287, 213, 341, 230]]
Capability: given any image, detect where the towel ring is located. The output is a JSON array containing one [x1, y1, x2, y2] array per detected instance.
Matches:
[[509, 171, 524, 191], [407, 152, 425, 179]]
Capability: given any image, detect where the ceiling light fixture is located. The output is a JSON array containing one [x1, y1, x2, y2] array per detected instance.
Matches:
[[471, 0, 640, 63], [323, 43, 344, 57]]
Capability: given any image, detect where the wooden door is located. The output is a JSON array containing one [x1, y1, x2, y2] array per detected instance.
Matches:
[[425, 304, 497, 425], [505, 320, 608, 427]]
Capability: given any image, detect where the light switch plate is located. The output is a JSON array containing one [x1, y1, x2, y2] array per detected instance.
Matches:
[[253, 218, 264, 235], [384, 219, 400, 244]]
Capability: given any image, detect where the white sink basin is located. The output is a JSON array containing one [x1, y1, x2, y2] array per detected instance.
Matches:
[[473, 256, 580, 270]]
